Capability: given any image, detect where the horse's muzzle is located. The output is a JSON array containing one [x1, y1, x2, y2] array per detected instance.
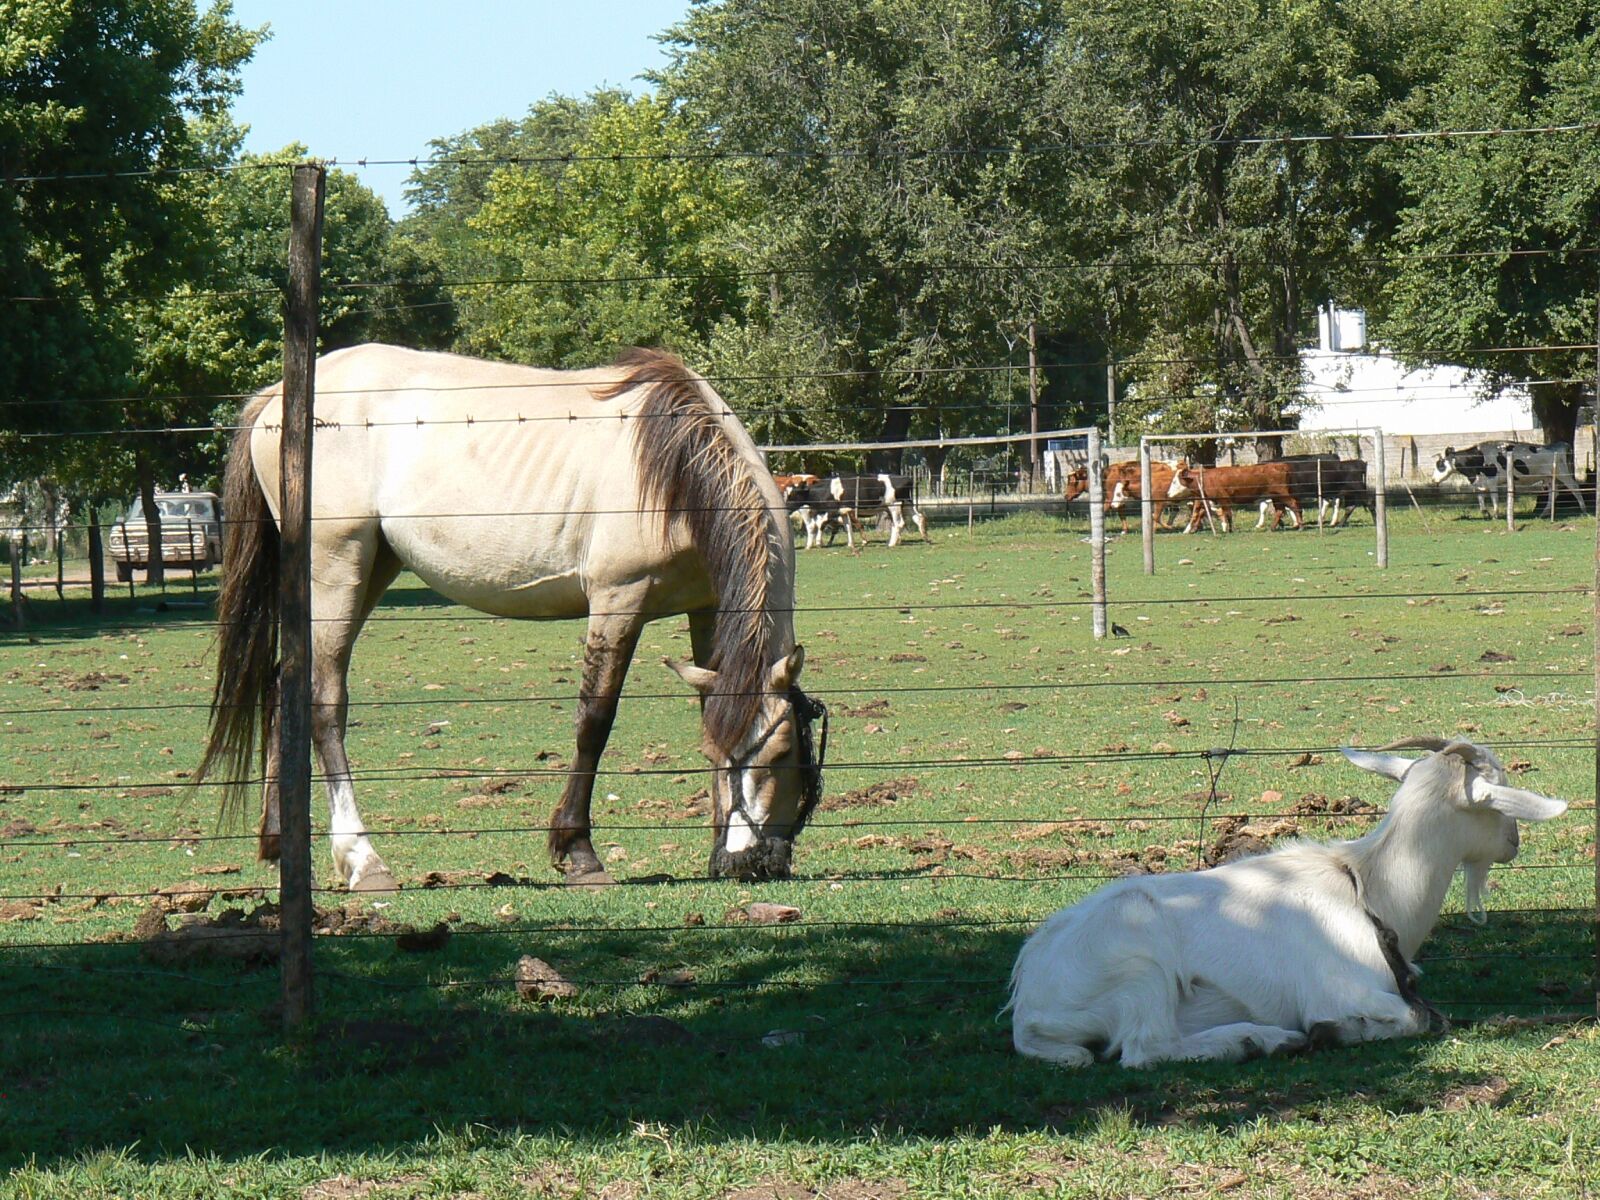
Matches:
[[709, 837, 793, 881]]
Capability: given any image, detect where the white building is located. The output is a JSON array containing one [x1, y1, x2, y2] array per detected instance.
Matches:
[[1298, 304, 1536, 437]]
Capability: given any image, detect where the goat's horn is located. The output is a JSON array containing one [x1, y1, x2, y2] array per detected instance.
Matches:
[[1375, 736, 1449, 752], [1438, 740, 1481, 764]]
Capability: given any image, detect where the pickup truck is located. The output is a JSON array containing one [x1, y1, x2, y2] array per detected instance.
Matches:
[[108, 491, 224, 581]]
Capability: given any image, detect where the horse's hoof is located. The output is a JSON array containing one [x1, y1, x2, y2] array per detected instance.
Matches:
[[349, 865, 400, 893], [565, 868, 616, 888]]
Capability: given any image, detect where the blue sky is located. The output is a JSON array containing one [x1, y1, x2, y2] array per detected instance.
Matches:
[[229, 1, 693, 215]]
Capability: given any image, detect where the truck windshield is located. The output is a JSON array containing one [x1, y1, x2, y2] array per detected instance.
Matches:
[[121, 497, 213, 521]]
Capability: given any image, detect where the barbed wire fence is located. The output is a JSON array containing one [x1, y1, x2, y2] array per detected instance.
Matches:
[[0, 142, 1596, 1045]]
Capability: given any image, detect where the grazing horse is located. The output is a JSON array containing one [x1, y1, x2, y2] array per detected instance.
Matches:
[[196, 344, 825, 888]]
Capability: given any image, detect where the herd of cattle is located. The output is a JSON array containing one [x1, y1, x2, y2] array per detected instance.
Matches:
[[1063, 453, 1374, 533], [1065, 438, 1590, 534], [774, 440, 1590, 547]]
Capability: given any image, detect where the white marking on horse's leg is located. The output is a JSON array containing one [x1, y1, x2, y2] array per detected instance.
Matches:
[[326, 775, 388, 888], [887, 502, 904, 547]]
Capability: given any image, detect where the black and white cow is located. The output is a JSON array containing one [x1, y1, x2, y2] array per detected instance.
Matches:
[[1432, 441, 1588, 519], [787, 473, 928, 549]]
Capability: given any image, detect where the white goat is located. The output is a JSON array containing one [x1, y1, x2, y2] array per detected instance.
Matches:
[[1008, 738, 1566, 1068]]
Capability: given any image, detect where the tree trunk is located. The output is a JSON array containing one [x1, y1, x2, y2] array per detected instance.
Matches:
[[1254, 435, 1285, 462], [923, 444, 951, 494], [88, 509, 105, 614], [867, 406, 912, 473], [136, 455, 164, 588], [1531, 380, 1582, 448]]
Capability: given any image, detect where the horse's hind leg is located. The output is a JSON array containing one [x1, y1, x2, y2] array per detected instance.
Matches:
[[549, 595, 646, 884], [313, 537, 403, 891], [258, 669, 281, 860]]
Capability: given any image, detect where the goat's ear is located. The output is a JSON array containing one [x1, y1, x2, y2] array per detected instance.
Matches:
[[1340, 747, 1414, 780], [1468, 777, 1568, 821]]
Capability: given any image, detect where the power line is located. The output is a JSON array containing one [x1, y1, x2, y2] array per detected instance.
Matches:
[[6, 120, 1599, 187], [9, 244, 1600, 308]]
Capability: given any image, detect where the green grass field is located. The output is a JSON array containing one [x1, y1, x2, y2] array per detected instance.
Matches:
[[1, 507, 1596, 1199]]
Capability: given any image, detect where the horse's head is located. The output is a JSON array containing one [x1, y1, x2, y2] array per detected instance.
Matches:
[[666, 646, 826, 881]]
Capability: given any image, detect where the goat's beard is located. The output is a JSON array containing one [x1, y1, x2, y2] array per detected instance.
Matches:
[[1462, 861, 1491, 925]]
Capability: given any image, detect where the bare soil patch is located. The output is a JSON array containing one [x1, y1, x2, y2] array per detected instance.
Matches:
[[1205, 815, 1300, 865], [841, 698, 891, 718], [822, 776, 917, 811], [1435, 1074, 1513, 1111]]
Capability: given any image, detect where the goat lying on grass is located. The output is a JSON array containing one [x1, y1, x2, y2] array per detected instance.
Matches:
[[1008, 738, 1567, 1068]]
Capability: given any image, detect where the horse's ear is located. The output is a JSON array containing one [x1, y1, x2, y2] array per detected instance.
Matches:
[[767, 645, 805, 691], [664, 657, 718, 693]]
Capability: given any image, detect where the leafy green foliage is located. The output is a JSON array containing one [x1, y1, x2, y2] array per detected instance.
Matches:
[[0, 0, 259, 490], [121, 146, 455, 494], [1043, 0, 1453, 451], [461, 94, 746, 367], [662, 0, 1077, 457], [1374, 0, 1600, 445]]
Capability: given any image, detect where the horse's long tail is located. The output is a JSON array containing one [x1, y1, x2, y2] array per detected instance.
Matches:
[[194, 389, 280, 826]]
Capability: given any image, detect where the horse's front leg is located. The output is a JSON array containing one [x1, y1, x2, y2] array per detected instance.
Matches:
[[548, 602, 645, 885]]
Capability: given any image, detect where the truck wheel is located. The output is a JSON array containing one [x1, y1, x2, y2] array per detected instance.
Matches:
[[115, 562, 132, 583]]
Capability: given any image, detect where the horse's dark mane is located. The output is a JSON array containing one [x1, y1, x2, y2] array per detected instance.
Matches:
[[596, 348, 780, 755]]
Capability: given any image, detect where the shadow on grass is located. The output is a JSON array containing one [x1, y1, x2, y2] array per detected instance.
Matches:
[[0, 578, 458, 646], [0, 899, 1589, 1168]]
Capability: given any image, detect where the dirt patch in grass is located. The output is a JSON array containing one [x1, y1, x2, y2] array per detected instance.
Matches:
[[1292, 793, 1375, 817], [1005, 843, 1181, 875], [822, 776, 918, 810], [1434, 1074, 1513, 1111], [133, 898, 442, 965], [1205, 816, 1300, 865], [302, 1174, 427, 1199], [722, 1183, 908, 1200], [841, 698, 892, 718]]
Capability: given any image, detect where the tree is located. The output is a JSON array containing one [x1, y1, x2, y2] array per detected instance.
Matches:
[[465, 94, 746, 367], [124, 144, 456, 507], [1041, 0, 1449, 458], [0, 0, 259, 482], [1372, 0, 1600, 448], [661, 0, 1078, 467], [399, 91, 634, 349]]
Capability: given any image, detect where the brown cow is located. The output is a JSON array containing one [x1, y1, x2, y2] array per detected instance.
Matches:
[[773, 473, 819, 496], [1063, 459, 1186, 532], [1167, 462, 1302, 532]]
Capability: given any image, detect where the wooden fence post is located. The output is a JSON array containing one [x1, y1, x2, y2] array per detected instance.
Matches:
[[1592, 290, 1599, 1023], [1089, 428, 1107, 639], [1506, 452, 1515, 533], [1140, 440, 1155, 576], [280, 163, 325, 1033], [1373, 430, 1388, 568]]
